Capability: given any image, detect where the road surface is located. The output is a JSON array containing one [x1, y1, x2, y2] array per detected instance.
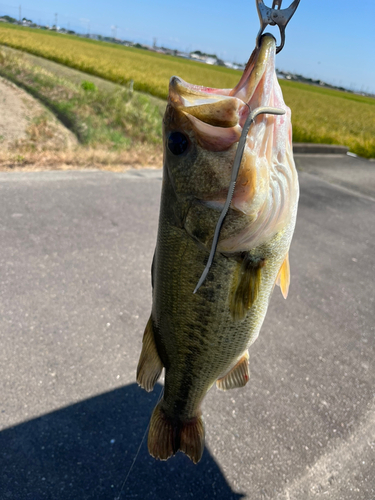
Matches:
[[0, 154, 374, 499]]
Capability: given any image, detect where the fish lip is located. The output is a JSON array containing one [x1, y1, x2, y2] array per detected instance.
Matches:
[[167, 35, 278, 150], [169, 76, 233, 98], [168, 75, 249, 140], [169, 35, 276, 107], [260, 32, 277, 44]]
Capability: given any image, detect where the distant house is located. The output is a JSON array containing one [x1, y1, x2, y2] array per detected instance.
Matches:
[[190, 53, 218, 65], [190, 53, 204, 61]]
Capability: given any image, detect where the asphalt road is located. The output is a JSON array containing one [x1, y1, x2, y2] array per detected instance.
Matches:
[[0, 154, 374, 500]]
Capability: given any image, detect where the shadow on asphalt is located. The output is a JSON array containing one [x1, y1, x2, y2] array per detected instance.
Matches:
[[0, 383, 244, 500]]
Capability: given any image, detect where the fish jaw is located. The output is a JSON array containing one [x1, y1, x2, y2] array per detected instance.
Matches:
[[165, 35, 298, 253]]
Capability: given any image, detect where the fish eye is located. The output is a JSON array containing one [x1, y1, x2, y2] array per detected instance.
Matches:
[[167, 132, 189, 155]]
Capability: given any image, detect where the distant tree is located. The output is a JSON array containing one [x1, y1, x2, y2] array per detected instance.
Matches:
[[1, 15, 17, 23], [134, 43, 148, 50], [190, 49, 218, 59]]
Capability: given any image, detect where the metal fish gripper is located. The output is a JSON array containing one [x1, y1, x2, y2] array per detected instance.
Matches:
[[256, 0, 301, 53]]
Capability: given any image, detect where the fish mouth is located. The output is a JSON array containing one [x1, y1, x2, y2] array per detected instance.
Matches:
[[168, 35, 280, 151]]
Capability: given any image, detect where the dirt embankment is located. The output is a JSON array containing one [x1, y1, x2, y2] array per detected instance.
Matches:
[[0, 76, 77, 150], [0, 46, 163, 171], [0, 77, 31, 145], [0, 76, 79, 170]]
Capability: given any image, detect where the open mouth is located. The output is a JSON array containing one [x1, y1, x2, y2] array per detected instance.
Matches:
[[168, 35, 282, 151]]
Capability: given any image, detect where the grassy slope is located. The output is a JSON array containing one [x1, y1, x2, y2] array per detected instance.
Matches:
[[1, 44, 167, 115], [0, 23, 374, 158], [0, 47, 162, 147], [0, 46, 163, 169]]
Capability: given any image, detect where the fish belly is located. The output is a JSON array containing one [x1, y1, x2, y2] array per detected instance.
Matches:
[[152, 199, 287, 421]]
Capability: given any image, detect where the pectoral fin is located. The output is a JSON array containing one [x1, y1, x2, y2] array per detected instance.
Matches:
[[230, 254, 265, 320], [136, 316, 163, 392], [216, 351, 250, 391], [276, 253, 290, 299]]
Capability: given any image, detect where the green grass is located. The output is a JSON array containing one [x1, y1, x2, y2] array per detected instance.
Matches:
[[0, 22, 374, 157], [0, 47, 162, 150]]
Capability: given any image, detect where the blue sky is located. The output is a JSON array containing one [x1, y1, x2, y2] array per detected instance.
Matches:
[[1, 0, 374, 93]]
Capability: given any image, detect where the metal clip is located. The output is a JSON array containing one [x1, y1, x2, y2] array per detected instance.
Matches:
[[256, 0, 300, 53]]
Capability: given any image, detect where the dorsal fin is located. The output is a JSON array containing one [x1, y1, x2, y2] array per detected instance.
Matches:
[[276, 253, 290, 299]]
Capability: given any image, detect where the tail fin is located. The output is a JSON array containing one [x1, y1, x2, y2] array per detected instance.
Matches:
[[148, 401, 205, 464]]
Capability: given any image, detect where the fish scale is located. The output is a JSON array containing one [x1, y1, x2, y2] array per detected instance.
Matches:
[[136, 35, 299, 463]]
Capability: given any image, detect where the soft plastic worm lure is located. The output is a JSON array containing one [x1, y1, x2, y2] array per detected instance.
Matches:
[[194, 105, 285, 294]]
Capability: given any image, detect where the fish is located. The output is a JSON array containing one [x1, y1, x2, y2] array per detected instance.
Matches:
[[136, 34, 299, 463]]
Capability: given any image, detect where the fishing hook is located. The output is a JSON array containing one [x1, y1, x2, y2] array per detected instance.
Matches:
[[193, 105, 285, 294]]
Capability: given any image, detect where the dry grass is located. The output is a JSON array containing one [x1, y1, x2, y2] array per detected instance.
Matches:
[[0, 144, 162, 171], [20, 111, 77, 150]]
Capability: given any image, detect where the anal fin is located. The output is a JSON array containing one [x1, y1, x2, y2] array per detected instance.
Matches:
[[216, 351, 250, 391], [136, 315, 163, 392], [276, 252, 290, 299], [230, 254, 266, 320]]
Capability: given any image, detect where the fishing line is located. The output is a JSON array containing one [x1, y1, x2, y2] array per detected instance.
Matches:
[[193, 105, 285, 294], [114, 384, 164, 500]]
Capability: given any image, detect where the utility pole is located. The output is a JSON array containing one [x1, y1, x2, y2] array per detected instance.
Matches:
[[54, 12, 58, 29], [19, 5, 21, 23]]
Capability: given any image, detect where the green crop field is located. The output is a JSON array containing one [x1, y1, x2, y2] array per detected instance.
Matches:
[[0, 22, 374, 158], [0, 23, 240, 98]]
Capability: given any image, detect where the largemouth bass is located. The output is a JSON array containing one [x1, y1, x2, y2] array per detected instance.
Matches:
[[136, 34, 299, 463]]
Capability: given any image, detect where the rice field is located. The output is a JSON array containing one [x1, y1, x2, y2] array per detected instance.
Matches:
[[0, 22, 374, 158], [0, 23, 239, 98], [281, 81, 375, 159]]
